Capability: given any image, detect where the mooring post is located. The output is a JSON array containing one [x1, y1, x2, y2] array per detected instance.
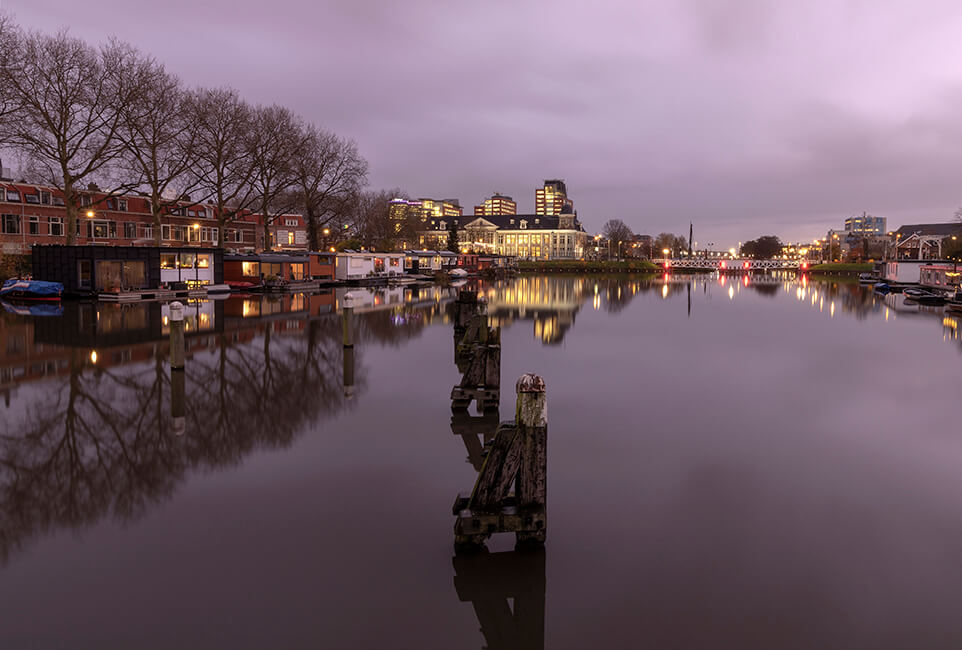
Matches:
[[169, 301, 185, 370], [454, 374, 547, 551], [342, 292, 355, 349], [516, 374, 547, 546]]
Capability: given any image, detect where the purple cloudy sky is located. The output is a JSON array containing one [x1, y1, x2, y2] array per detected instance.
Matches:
[[8, 0, 962, 247]]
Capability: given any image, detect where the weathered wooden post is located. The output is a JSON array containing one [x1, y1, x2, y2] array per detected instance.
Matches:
[[169, 301, 185, 370], [342, 292, 356, 398], [453, 374, 547, 551]]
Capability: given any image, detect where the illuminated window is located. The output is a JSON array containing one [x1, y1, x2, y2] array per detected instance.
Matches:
[[241, 261, 259, 277], [160, 254, 177, 270], [288, 231, 294, 245]]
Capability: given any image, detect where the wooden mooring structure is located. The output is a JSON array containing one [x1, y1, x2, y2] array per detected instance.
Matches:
[[453, 373, 547, 551], [451, 290, 500, 413]]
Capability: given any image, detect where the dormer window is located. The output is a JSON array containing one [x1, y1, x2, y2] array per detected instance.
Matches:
[[510, 218, 515, 224], [5, 189, 21, 202], [440, 220, 446, 229], [534, 218, 539, 224], [520, 220, 527, 229]]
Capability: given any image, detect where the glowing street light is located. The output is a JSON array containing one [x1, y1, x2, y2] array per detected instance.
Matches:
[[86, 210, 95, 218]]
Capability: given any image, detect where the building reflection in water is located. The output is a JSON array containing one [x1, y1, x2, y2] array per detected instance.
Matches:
[[0, 286, 457, 566]]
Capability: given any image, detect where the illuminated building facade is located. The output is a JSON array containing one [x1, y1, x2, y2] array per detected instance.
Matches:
[[535, 179, 573, 216], [844, 213, 886, 236], [419, 212, 588, 260], [474, 194, 517, 216], [419, 198, 462, 219]]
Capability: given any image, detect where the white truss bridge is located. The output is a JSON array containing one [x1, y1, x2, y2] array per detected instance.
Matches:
[[663, 259, 803, 270]]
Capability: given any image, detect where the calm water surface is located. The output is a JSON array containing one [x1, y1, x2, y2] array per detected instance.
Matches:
[[1, 274, 961, 649]]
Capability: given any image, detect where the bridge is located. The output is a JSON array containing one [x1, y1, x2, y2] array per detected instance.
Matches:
[[660, 258, 805, 271]]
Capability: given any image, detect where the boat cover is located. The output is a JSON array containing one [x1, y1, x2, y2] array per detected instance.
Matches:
[[0, 279, 64, 297]]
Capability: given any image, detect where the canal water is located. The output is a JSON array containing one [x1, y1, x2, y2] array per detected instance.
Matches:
[[1, 274, 961, 649]]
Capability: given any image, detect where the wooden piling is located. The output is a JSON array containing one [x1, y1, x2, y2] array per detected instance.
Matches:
[[454, 374, 547, 551], [169, 301, 185, 370], [342, 292, 356, 398]]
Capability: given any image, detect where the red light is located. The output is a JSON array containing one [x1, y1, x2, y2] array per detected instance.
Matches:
[[664, 261, 670, 268], [720, 261, 727, 269], [743, 261, 750, 269], [801, 261, 808, 270]]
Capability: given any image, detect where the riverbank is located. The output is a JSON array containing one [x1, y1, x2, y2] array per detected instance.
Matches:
[[517, 260, 661, 273], [807, 262, 873, 276]]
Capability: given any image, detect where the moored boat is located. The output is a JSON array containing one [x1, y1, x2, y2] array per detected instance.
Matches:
[[0, 279, 63, 301], [903, 287, 946, 306], [858, 272, 879, 284]]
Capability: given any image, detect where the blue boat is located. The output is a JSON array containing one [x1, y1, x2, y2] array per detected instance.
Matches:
[[873, 282, 891, 294], [0, 279, 64, 301]]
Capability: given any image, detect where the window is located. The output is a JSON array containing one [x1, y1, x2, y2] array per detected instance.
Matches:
[[53, 196, 65, 206], [285, 218, 298, 227], [187, 226, 200, 243], [124, 222, 136, 239], [241, 261, 259, 277], [179, 252, 196, 269], [78, 260, 92, 289], [520, 220, 527, 229], [106, 198, 116, 210], [49, 217, 64, 237], [172, 226, 185, 241], [28, 216, 39, 235], [143, 225, 153, 240], [287, 231, 294, 245], [5, 189, 21, 202], [211, 227, 218, 245], [162, 225, 171, 240], [24, 192, 40, 204], [160, 253, 177, 270], [88, 220, 111, 238], [40, 191, 51, 205], [2, 214, 20, 234], [390, 257, 400, 267], [117, 199, 127, 212], [80, 194, 91, 207], [197, 254, 210, 269], [291, 263, 304, 280]]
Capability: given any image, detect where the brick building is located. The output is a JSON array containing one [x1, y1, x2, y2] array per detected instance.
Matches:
[[0, 181, 264, 255]]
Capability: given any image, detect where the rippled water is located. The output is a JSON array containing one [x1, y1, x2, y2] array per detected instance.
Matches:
[[1, 274, 961, 649]]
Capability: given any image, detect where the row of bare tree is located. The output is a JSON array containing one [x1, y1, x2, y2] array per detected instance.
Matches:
[[0, 17, 376, 249]]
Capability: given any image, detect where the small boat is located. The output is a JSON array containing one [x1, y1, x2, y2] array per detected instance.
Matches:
[[858, 273, 879, 284], [0, 279, 63, 301], [873, 282, 891, 294], [904, 287, 946, 306], [945, 291, 962, 313], [207, 283, 232, 295]]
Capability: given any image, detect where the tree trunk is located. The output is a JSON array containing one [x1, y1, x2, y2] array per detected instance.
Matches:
[[306, 206, 319, 252], [152, 194, 163, 246], [64, 177, 77, 246]]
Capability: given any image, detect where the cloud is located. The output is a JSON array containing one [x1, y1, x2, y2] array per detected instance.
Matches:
[[7, 0, 962, 245]]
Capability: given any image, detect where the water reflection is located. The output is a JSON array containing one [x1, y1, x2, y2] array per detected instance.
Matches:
[[0, 286, 458, 565]]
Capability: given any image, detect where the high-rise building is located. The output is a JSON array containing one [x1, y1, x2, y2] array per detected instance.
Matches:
[[419, 198, 462, 219], [474, 194, 517, 216], [844, 213, 886, 235], [535, 179, 573, 216]]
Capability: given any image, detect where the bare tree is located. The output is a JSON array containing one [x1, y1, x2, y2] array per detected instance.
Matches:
[[0, 30, 144, 243], [188, 87, 257, 245], [248, 105, 304, 250], [602, 219, 633, 259], [0, 15, 22, 144], [349, 189, 405, 250], [117, 59, 200, 245], [292, 125, 368, 251]]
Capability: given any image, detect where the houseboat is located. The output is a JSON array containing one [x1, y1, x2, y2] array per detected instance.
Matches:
[[307, 252, 336, 282], [919, 264, 961, 293], [335, 252, 406, 283], [223, 253, 315, 292], [31, 245, 224, 300], [404, 250, 443, 275]]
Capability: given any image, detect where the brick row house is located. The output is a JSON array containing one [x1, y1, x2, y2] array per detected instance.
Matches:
[[0, 181, 310, 255]]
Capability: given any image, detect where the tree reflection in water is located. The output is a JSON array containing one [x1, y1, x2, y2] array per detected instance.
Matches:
[[0, 303, 436, 567]]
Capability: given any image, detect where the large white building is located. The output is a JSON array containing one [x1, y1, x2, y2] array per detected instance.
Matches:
[[418, 212, 589, 260]]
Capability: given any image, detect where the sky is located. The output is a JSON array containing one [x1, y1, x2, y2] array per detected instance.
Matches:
[[6, 0, 962, 248]]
